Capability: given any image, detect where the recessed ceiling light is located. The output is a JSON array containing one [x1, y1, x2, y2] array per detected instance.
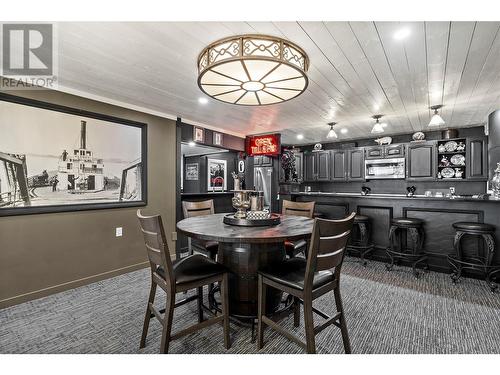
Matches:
[[340, 128, 348, 134], [188, 141, 196, 147], [394, 28, 411, 40], [296, 134, 304, 140], [373, 104, 380, 111], [198, 97, 208, 104]]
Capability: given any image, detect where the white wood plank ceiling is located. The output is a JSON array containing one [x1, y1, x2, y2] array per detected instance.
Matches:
[[54, 22, 500, 144]]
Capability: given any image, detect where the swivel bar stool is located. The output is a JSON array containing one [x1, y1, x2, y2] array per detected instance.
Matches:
[[448, 222, 499, 292], [386, 217, 427, 278], [346, 214, 374, 266]]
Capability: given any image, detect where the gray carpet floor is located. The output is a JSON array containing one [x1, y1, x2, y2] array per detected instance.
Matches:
[[1, 258, 499, 354]]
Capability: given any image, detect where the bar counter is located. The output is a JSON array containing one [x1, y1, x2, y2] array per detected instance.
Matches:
[[282, 191, 500, 272]]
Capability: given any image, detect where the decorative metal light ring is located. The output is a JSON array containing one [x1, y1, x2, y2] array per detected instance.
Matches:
[[197, 34, 309, 106]]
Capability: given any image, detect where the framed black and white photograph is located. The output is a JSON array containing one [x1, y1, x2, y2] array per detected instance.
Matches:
[[185, 163, 199, 181], [193, 126, 205, 143], [213, 132, 223, 146], [0, 94, 147, 216], [207, 158, 226, 191]]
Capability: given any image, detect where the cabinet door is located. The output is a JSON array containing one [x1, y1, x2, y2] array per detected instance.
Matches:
[[406, 142, 436, 180], [365, 146, 384, 159], [385, 144, 404, 158], [466, 137, 488, 180], [294, 153, 304, 182], [331, 150, 347, 181], [316, 151, 331, 181], [260, 155, 273, 166], [303, 153, 316, 181], [348, 148, 365, 181]]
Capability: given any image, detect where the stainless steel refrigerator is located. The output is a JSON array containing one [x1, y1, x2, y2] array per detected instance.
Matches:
[[253, 166, 273, 210]]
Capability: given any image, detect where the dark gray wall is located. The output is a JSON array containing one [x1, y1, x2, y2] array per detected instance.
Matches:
[[183, 152, 238, 193]]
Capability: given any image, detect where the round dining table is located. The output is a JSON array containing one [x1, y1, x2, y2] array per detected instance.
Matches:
[[176, 213, 314, 319]]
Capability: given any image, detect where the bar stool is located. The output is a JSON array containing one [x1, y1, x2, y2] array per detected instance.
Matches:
[[346, 214, 374, 266], [385, 217, 427, 278], [448, 222, 499, 292]]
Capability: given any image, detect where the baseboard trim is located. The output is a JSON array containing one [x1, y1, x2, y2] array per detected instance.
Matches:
[[0, 261, 150, 309]]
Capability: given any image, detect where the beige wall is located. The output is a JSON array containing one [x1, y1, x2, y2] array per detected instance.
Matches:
[[0, 90, 177, 308]]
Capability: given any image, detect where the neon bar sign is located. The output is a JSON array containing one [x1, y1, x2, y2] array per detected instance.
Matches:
[[246, 134, 281, 156]]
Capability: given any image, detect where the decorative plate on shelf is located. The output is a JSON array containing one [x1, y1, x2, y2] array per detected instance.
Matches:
[[441, 167, 455, 178], [450, 154, 465, 166], [444, 141, 458, 152]]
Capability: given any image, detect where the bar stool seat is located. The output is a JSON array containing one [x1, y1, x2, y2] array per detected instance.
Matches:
[[386, 217, 427, 278], [448, 221, 499, 292], [391, 217, 424, 227], [346, 214, 374, 266], [452, 222, 495, 233]]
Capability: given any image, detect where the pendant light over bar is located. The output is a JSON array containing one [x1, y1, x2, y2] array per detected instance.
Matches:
[[429, 105, 445, 127], [371, 115, 386, 134], [197, 35, 309, 106], [327, 122, 338, 139]]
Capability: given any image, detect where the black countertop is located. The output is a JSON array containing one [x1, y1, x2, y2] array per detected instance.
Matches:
[[285, 191, 500, 203]]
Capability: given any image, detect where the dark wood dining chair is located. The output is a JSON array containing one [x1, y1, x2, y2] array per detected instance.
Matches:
[[282, 200, 316, 258], [137, 210, 230, 353], [182, 200, 218, 260], [257, 212, 356, 354]]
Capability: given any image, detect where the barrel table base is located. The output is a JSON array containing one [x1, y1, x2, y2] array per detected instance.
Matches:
[[218, 241, 286, 318]]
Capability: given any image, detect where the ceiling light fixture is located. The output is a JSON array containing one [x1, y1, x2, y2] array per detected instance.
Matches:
[[296, 134, 304, 140], [197, 35, 309, 106], [428, 105, 445, 127], [340, 128, 348, 134], [394, 27, 411, 40], [327, 122, 338, 139], [198, 97, 208, 104], [371, 115, 386, 134]]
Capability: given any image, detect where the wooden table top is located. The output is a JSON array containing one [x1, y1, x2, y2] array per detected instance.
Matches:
[[176, 213, 314, 243]]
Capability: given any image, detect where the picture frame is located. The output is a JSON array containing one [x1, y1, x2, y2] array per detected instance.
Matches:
[[213, 131, 223, 146], [207, 158, 227, 191], [193, 126, 205, 143], [0, 93, 147, 216], [185, 163, 199, 181]]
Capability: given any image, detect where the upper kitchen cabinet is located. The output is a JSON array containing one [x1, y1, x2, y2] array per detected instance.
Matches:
[[254, 155, 273, 167], [466, 137, 488, 180], [330, 148, 365, 182], [331, 150, 347, 181], [406, 141, 436, 181], [365, 144, 404, 159], [347, 148, 365, 181], [303, 151, 330, 181]]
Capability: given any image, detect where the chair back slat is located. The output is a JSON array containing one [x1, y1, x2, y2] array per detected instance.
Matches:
[[282, 200, 315, 218], [304, 212, 356, 287], [182, 200, 215, 218], [137, 210, 174, 286]]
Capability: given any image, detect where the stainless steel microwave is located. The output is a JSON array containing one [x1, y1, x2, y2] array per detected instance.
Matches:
[[365, 158, 406, 180]]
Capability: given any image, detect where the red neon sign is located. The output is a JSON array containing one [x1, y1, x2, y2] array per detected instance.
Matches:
[[246, 134, 281, 156]]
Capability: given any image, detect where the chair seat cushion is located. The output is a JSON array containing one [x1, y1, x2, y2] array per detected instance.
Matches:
[[258, 257, 334, 291], [157, 254, 226, 285], [452, 222, 495, 233], [391, 217, 423, 227], [284, 239, 307, 257]]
